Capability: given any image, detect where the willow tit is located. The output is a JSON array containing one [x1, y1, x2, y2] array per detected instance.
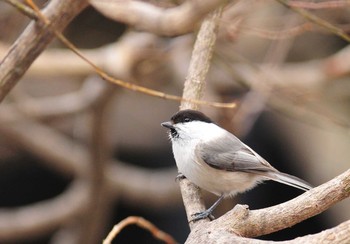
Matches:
[[161, 109, 312, 221]]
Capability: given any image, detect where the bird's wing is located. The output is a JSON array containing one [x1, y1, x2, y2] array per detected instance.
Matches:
[[195, 135, 313, 191], [195, 134, 276, 173]]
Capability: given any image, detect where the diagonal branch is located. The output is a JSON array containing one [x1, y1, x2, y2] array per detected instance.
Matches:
[[276, 0, 350, 42], [0, 0, 88, 102], [0, 105, 181, 207], [3, 2, 236, 109], [0, 180, 90, 241], [186, 169, 350, 243], [227, 169, 350, 237]]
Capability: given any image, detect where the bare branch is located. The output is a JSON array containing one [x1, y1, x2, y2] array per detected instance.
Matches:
[[1, 0, 37, 19], [0, 106, 90, 176], [187, 219, 350, 243], [76, 82, 116, 244], [178, 5, 224, 229], [288, 219, 350, 244], [288, 0, 350, 9], [0, 106, 181, 207], [0, 180, 89, 241], [106, 162, 181, 208], [11, 76, 109, 119], [89, 0, 227, 36], [104, 216, 177, 244], [0, 0, 88, 102], [276, 0, 350, 42], [227, 169, 350, 237], [186, 169, 350, 243]]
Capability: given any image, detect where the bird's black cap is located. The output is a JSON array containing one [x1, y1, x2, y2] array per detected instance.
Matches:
[[170, 109, 212, 124]]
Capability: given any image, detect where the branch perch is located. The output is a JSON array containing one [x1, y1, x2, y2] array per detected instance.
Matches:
[[178, 6, 224, 229], [186, 169, 350, 243]]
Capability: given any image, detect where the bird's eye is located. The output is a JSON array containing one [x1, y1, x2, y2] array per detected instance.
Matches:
[[184, 118, 191, 122]]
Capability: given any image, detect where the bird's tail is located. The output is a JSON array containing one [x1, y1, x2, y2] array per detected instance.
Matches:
[[265, 171, 313, 191]]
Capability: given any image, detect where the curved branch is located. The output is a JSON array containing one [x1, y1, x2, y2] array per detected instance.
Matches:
[[89, 0, 226, 36], [0, 106, 181, 208], [106, 162, 181, 208], [288, 219, 350, 243], [0, 180, 90, 241], [186, 169, 350, 243], [187, 219, 350, 243], [228, 169, 350, 237], [11, 76, 109, 119]]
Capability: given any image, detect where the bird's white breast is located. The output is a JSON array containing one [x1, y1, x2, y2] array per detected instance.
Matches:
[[171, 122, 261, 197]]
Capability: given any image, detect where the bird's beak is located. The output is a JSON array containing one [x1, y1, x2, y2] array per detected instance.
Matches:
[[161, 121, 174, 129]]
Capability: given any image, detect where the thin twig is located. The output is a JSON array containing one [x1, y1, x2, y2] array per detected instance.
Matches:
[[24, 0, 236, 109], [276, 0, 350, 42], [103, 216, 177, 244], [289, 0, 350, 9], [0, 0, 89, 102], [240, 23, 313, 40], [1, 0, 37, 19]]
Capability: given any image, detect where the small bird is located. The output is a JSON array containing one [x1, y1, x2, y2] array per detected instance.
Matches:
[[161, 109, 312, 222]]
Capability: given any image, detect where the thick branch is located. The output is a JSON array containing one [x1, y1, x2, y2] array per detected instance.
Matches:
[[89, 0, 226, 36], [187, 219, 350, 243], [0, 180, 89, 241], [186, 169, 350, 243], [0, 0, 88, 102], [288, 219, 350, 244], [228, 169, 350, 237], [106, 163, 181, 208], [78, 83, 115, 244], [0, 106, 181, 207]]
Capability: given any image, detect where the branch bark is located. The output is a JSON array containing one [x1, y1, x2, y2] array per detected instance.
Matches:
[[78, 83, 116, 244], [0, 105, 181, 207], [89, 0, 226, 36], [178, 6, 224, 229], [186, 169, 350, 243], [0, 0, 88, 102], [0, 180, 89, 241]]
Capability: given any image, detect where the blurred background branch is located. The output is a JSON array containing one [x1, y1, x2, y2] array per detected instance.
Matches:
[[0, 0, 349, 243]]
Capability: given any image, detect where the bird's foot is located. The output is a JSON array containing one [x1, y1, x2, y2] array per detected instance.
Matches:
[[175, 173, 186, 182], [190, 210, 215, 223]]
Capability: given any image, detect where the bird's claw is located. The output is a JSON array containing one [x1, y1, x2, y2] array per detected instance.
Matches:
[[175, 173, 186, 182], [189, 210, 215, 223]]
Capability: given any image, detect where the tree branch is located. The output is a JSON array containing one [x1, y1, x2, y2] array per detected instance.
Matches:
[[288, 219, 350, 244], [186, 169, 350, 243], [178, 6, 224, 229], [0, 105, 181, 207], [0, 0, 88, 102], [89, 0, 226, 36], [0, 180, 89, 241]]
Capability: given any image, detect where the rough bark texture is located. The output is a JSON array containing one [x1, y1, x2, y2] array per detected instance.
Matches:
[[0, 0, 88, 102], [178, 7, 223, 230], [185, 169, 350, 243]]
